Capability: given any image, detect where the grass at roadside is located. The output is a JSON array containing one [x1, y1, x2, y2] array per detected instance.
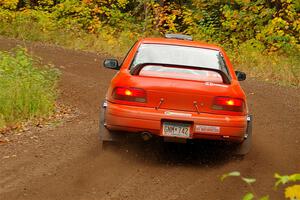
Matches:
[[0, 9, 299, 87], [0, 47, 59, 130], [229, 46, 300, 87], [0, 9, 137, 57]]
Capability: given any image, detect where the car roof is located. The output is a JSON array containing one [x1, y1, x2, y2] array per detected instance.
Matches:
[[139, 38, 223, 51]]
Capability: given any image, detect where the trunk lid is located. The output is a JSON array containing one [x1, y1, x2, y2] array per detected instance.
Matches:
[[121, 75, 235, 114]]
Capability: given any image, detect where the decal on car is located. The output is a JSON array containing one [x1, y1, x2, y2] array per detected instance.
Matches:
[[164, 111, 192, 117], [204, 82, 228, 88], [195, 125, 220, 133]]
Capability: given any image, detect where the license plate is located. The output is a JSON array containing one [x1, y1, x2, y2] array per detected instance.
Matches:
[[162, 122, 191, 138]]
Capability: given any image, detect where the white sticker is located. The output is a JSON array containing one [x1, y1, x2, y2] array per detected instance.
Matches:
[[204, 82, 228, 88], [195, 125, 220, 133], [164, 111, 192, 117]]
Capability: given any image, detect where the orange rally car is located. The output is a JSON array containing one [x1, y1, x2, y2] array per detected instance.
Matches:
[[100, 34, 252, 155]]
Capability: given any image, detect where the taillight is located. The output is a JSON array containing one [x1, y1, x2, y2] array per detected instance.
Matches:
[[112, 87, 147, 103], [212, 97, 244, 112]]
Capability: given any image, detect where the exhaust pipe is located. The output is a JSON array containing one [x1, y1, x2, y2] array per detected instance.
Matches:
[[141, 132, 152, 141]]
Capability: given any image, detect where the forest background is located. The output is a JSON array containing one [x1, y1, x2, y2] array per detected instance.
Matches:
[[0, 0, 299, 86]]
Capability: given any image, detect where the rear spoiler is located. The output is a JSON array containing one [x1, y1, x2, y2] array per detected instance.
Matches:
[[130, 63, 231, 84]]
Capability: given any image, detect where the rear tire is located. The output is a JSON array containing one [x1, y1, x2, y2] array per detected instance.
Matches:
[[234, 115, 253, 156]]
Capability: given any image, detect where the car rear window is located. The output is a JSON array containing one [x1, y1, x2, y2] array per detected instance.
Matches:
[[131, 43, 228, 72], [139, 65, 223, 83]]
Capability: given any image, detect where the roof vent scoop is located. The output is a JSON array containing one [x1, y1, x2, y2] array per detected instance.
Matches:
[[165, 34, 193, 41]]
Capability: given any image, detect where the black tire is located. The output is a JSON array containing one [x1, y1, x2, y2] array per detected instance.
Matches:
[[234, 115, 253, 156]]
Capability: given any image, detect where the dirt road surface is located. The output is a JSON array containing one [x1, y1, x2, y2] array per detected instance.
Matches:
[[0, 37, 299, 200]]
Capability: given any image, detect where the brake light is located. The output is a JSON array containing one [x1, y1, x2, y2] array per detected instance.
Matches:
[[112, 87, 147, 103], [212, 97, 244, 112]]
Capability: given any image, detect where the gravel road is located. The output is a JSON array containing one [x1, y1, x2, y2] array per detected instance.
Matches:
[[0, 37, 299, 200]]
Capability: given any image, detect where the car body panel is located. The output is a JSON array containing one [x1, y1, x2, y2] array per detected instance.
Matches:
[[107, 73, 247, 115], [105, 101, 246, 142]]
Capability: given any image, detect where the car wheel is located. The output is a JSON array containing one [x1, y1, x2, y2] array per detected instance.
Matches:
[[234, 115, 253, 156], [99, 101, 119, 150]]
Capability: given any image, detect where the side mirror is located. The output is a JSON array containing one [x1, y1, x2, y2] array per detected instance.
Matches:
[[235, 71, 246, 81], [103, 59, 119, 70]]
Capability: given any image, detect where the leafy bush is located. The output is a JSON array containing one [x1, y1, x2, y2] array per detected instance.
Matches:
[[1, 0, 299, 51], [192, 0, 300, 52], [229, 41, 300, 87], [0, 47, 59, 129], [221, 171, 300, 200], [0, 0, 299, 87]]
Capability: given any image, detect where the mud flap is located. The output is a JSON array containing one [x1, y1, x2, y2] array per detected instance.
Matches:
[[234, 115, 253, 156], [99, 101, 120, 143]]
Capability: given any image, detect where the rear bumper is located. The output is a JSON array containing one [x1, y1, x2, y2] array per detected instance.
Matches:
[[105, 101, 248, 142]]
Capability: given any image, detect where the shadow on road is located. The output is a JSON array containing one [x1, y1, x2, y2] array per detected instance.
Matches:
[[101, 135, 242, 167]]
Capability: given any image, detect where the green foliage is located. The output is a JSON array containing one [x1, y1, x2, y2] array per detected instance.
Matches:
[[221, 171, 241, 181], [242, 177, 257, 185], [230, 42, 300, 87], [0, 0, 19, 10], [221, 171, 256, 185], [192, 0, 300, 51], [0, 47, 59, 129], [221, 171, 300, 200], [1, 0, 299, 52], [0, 0, 299, 87], [275, 173, 300, 188], [243, 193, 255, 200]]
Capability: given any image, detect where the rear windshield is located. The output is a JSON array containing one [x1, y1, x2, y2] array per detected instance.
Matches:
[[131, 43, 228, 72], [139, 65, 223, 83]]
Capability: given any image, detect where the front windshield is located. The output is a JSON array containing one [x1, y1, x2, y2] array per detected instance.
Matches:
[[131, 43, 227, 71]]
